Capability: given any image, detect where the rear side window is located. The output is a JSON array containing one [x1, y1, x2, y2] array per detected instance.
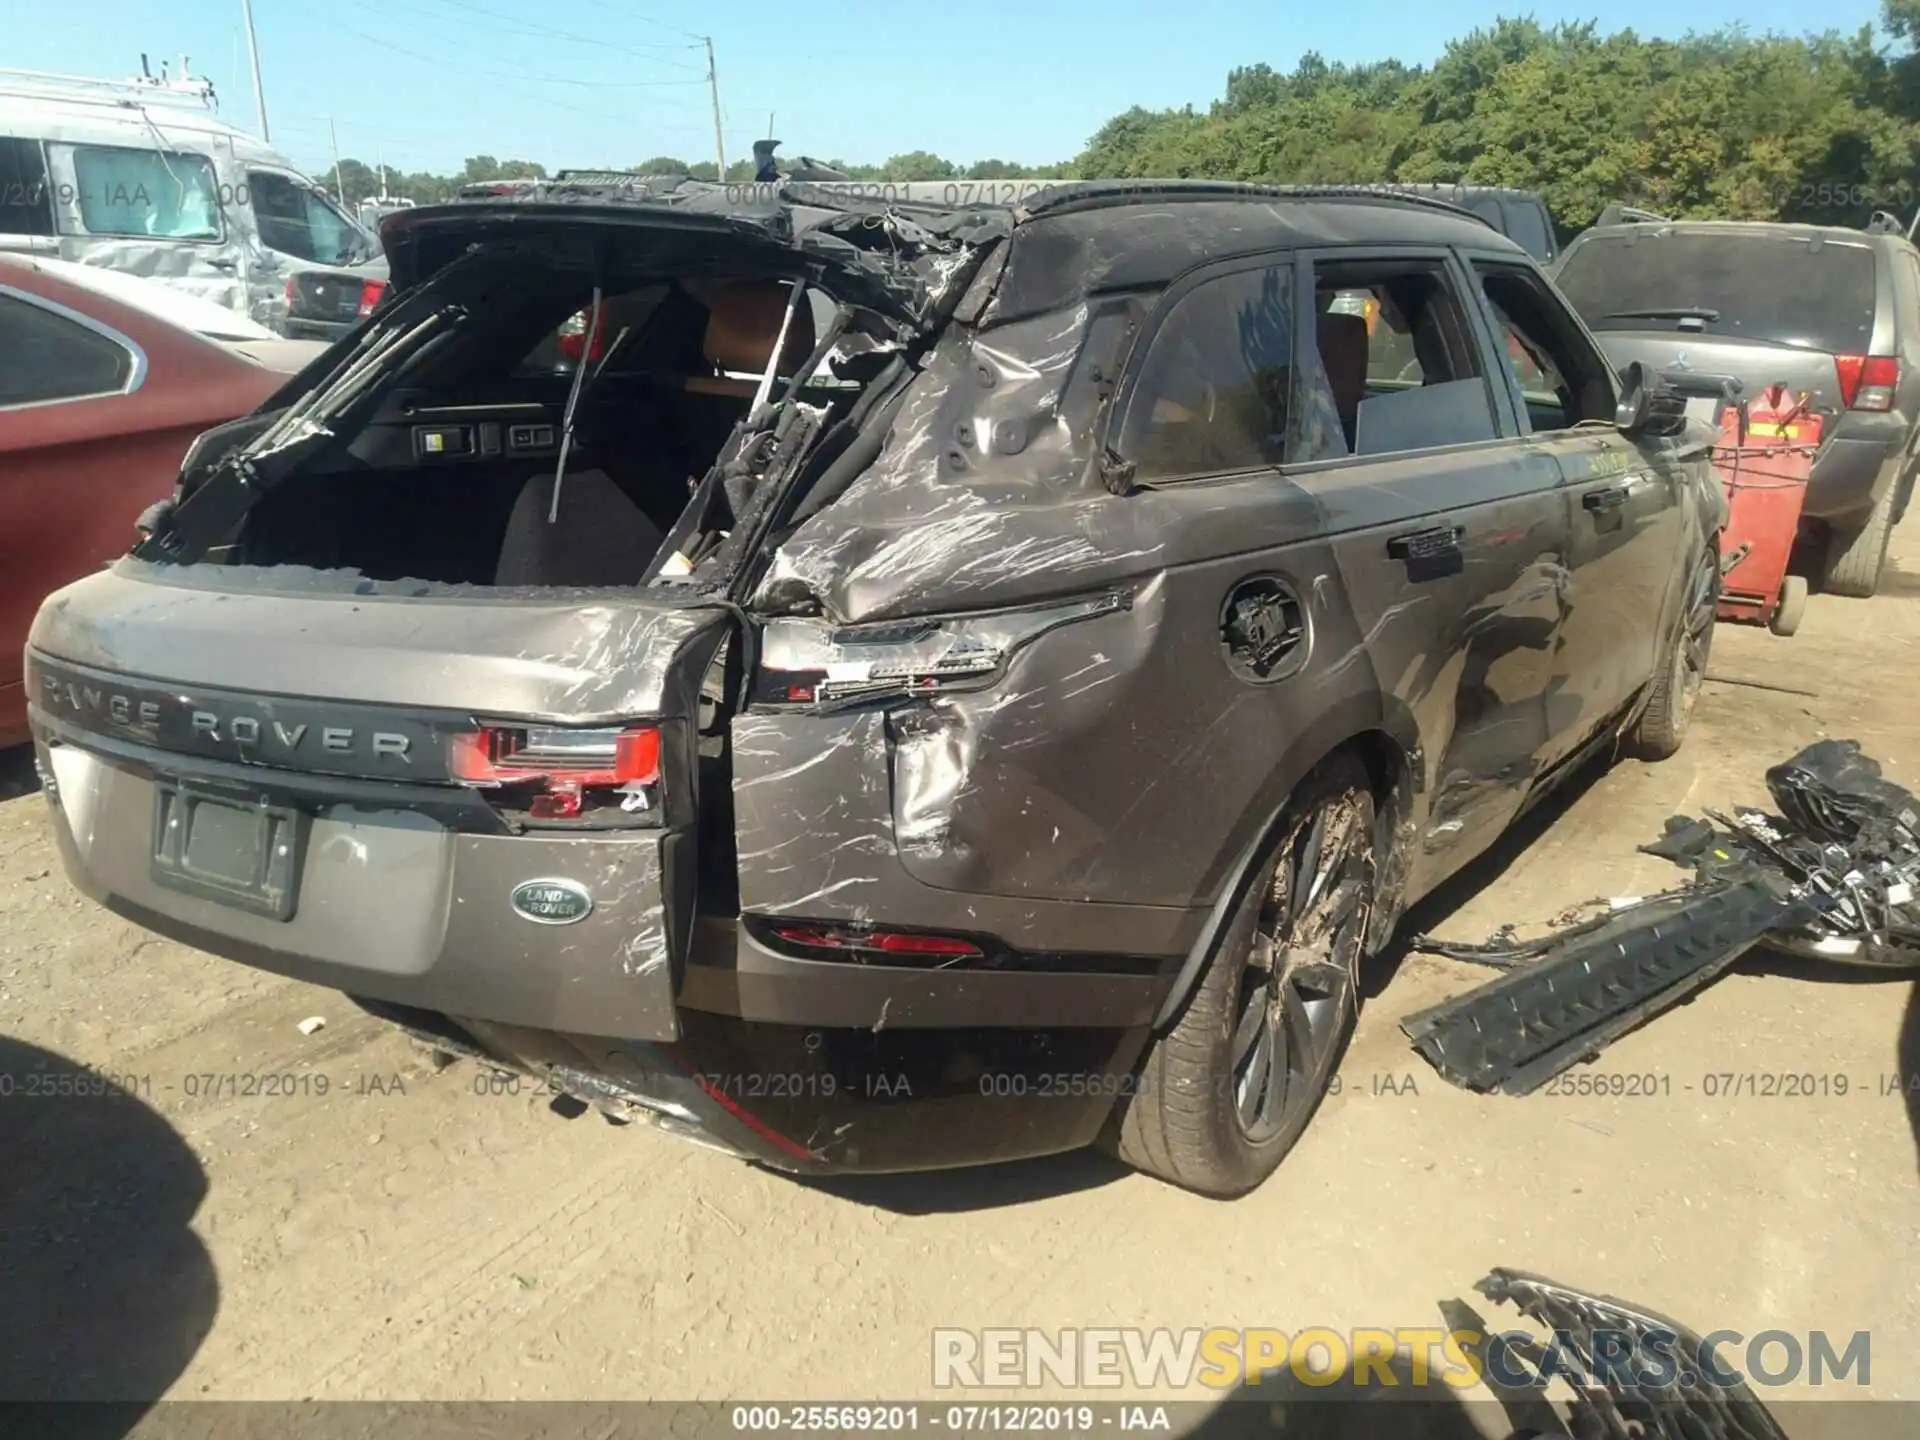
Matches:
[[1120, 262, 1296, 481], [1554, 231, 1875, 355], [0, 291, 136, 406], [1299, 257, 1502, 462], [0, 138, 55, 237], [70, 145, 222, 240]]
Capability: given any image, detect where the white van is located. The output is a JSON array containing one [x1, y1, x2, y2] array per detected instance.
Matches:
[[0, 65, 377, 332]]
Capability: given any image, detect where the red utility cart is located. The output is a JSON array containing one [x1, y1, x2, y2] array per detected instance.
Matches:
[[1711, 384, 1820, 637]]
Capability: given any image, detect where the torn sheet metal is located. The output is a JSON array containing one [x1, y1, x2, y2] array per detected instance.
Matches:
[[1404, 738, 1917, 1093]]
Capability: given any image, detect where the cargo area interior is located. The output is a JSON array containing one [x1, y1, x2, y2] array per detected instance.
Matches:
[[219, 253, 870, 589]]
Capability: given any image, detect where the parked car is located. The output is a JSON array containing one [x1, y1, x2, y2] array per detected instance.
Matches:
[[1551, 216, 1920, 596], [0, 63, 379, 333], [280, 257, 389, 342], [0, 252, 325, 746], [26, 180, 1723, 1195]]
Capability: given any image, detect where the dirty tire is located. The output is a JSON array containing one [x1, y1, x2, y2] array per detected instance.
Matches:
[[1770, 575, 1808, 637], [1823, 486, 1895, 598], [1105, 752, 1375, 1197], [1629, 547, 1717, 761]]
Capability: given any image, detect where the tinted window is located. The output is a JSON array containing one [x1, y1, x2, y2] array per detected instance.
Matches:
[[70, 146, 221, 240], [1554, 231, 1875, 355], [1121, 263, 1295, 480], [248, 172, 366, 265], [1300, 259, 1501, 462], [0, 138, 55, 237], [0, 292, 135, 405]]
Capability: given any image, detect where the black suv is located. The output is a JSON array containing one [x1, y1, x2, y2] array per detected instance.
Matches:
[[28, 179, 1724, 1195], [1552, 215, 1920, 597]]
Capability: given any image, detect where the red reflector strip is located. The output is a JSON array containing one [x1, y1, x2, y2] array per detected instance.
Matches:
[[680, 1064, 817, 1162], [769, 923, 982, 959]]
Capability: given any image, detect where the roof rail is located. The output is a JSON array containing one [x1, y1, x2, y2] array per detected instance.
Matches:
[[0, 60, 217, 113]]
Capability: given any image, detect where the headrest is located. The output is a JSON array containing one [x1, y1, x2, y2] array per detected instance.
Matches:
[[701, 280, 816, 376], [1315, 310, 1370, 415]]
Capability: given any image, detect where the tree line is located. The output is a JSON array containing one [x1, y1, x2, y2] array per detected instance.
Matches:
[[328, 10, 1920, 239]]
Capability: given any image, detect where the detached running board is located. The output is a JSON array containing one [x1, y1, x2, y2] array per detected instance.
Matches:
[[1401, 880, 1812, 1094]]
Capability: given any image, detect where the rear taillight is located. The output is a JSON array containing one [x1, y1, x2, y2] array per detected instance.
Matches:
[[356, 278, 388, 317], [447, 723, 661, 819], [766, 922, 984, 961], [284, 275, 297, 304], [555, 308, 608, 365], [1835, 354, 1899, 410]]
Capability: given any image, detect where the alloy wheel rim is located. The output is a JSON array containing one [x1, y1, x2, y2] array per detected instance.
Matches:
[[1230, 796, 1373, 1144], [1679, 555, 1717, 716]]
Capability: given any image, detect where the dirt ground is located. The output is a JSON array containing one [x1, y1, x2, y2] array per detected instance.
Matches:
[[4, 525, 1919, 1428]]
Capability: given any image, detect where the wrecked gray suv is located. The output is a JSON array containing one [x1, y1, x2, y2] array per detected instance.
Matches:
[[26, 179, 1725, 1195]]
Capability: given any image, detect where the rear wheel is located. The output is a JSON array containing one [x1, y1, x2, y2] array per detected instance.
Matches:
[[1106, 753, 1375, 1196], [1822, 484, 1896, 598], [1628, 547, 1717, 760]]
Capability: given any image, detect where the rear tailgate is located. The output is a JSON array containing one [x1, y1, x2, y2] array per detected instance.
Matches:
[[27, 562, 730, 1041], [1556, 225, 1881, 435]]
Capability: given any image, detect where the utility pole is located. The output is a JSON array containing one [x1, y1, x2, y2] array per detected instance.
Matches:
[[702, 36, 726, 180], [240, 0, 270, 141], [330, 118, 344, 205]]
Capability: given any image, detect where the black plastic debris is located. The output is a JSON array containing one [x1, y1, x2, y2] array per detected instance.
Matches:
[[1458, 1268, 1792, 1440], [1403, 739, 1919, 1093], [1402, 882, 1810, 1094]]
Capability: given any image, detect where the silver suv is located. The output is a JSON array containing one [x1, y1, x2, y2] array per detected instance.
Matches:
[[1552, 216, 1920, 597]]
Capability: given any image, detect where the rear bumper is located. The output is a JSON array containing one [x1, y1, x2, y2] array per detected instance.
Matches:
[[360, 998, 1149, 1175], [1806, 419, 1909, 522], [280, 315, 355, 342], [35, 730, 1169, 1173]]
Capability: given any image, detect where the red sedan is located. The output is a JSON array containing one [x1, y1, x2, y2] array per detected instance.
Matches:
[[0, 255, 324, 747]]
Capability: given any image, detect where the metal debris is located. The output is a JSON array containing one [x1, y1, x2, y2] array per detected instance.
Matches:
[[1404, 739, 1919, 1093]]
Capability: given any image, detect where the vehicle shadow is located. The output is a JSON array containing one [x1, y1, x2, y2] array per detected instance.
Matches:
[[799, 1145, 1132, 1215], [0, 743, 42, 800], [0, 1035, 218, 1434], [1185, 1347, 1554, 1438], [1902, 982, 1920, 1178]]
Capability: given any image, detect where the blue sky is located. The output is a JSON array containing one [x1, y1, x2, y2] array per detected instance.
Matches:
[[2, 0, 1893, 180]]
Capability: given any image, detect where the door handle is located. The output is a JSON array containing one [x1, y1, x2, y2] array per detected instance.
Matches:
[[205, 257, 238, 272], [1386, 525, 1464, 562], [1582, 486, 1629, 512]]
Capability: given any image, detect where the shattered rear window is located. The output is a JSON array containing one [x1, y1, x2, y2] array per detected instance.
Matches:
[[1555, 231, 1876, 355]]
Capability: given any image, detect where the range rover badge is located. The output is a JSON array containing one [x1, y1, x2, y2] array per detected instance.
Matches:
[[510, 879, 594, 925]]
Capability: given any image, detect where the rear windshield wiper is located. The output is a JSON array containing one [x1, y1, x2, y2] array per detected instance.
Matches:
[[1599, 306, 1722, 322]]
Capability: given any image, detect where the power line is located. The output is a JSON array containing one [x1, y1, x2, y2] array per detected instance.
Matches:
[[322, 14, 717, 133], [384, 0, 708, 70]]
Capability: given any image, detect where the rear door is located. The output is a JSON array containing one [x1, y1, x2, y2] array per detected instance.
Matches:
[[1290, 246, 1580, 880], [1465, 252, 1688, 736], [0, 286, 153, 735]]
